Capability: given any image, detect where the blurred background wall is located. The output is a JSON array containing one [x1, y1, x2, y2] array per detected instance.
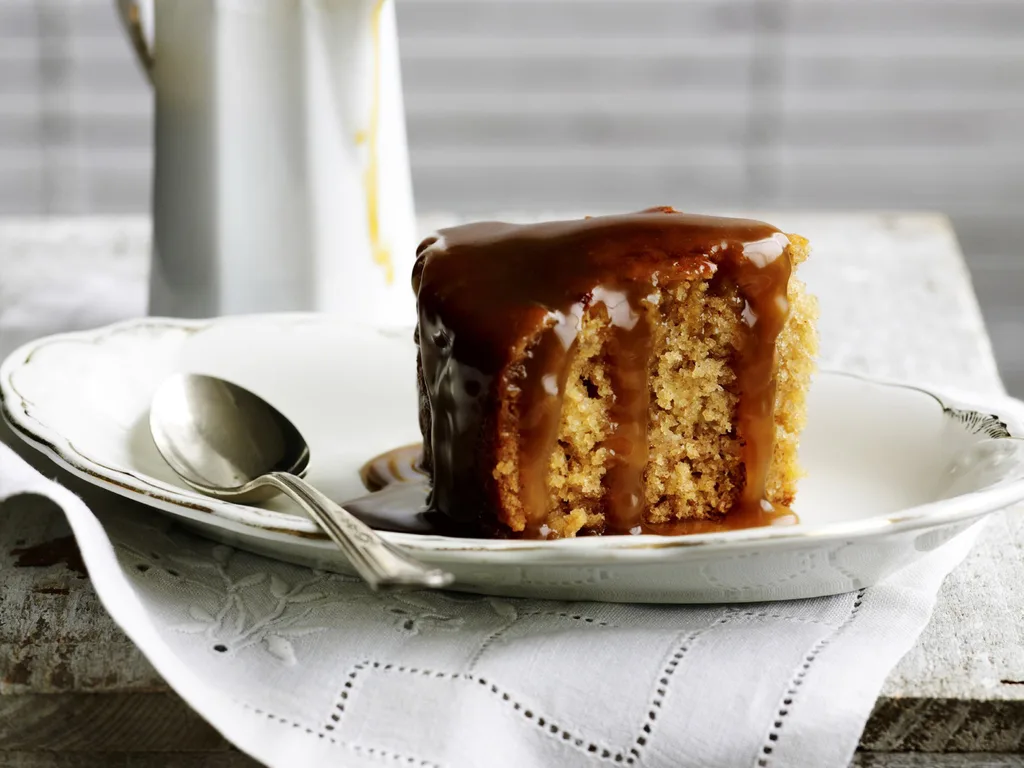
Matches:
[[1, 0, 1022, 390]]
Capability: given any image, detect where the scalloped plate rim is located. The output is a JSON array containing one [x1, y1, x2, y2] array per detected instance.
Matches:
[[3, 314, 1024, 560]]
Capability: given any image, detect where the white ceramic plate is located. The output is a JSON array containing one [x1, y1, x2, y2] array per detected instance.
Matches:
[[4, 314, 1024, 603]]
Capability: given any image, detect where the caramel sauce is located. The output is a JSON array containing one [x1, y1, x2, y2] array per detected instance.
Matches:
[[360, 442, 426, 491], [356, 0, 393, 284], [408, 207, 795, 538], [645, 502, 798, 535], [353, 445, 460, 535], [354, 444, 797, 537], [599, 286, 653, 535]]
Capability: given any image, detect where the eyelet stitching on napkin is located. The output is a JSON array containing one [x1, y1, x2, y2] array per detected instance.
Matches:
[[734, 610, 835, 627], [756, 588, 867, 767], [331, 662, 623, 758], [467, 610, 615, 671], [328, 613, 734, 764], [520, 611, 613, 626], [245, 704, 440, 767], [623, 614, 738, 765]]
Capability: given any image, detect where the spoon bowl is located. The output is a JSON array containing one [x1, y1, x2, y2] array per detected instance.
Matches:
[[149, 373, 453, 590], [150, 374, 309, 503]]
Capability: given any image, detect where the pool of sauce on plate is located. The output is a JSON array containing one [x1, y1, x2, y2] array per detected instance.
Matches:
[[411, 207, 799, 538], [350, 445, 463, 536], [359, 443, 426, 491], [353, 444, 797, 537]]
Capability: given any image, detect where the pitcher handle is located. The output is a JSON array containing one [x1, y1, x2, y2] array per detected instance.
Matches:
[[115, 0, 154, 83]]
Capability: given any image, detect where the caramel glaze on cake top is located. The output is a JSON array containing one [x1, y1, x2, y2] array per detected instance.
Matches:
[[412, 207, 794, 538]]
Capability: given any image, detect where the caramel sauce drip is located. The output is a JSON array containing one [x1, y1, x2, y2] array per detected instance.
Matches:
[[518, 328, 581, 536], [357, 0, 393, 284], [598, 286, 654, 535], [412, 207, 795, 538], [512, 291, 654, 538], [724, 229, 794, 525]]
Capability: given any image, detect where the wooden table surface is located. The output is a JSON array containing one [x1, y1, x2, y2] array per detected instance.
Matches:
[[1, 215, 1022, 768]]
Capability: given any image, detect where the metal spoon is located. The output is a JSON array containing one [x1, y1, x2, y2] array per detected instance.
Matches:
[[149, 373, 453, 590]]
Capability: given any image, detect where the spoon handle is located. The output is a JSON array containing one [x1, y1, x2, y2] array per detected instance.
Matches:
[[264, 472, 455, 590]]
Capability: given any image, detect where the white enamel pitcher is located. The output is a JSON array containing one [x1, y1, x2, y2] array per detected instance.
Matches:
[[116, 0, 417, 324]]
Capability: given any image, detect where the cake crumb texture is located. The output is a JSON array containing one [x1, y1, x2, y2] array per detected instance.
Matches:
[[767, 235, 818, 507], [536, 235, 817, 536], [546, 307, 615, 537]]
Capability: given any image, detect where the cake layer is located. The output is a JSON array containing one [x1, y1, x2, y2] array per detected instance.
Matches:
[[413, 207, 817, 538]]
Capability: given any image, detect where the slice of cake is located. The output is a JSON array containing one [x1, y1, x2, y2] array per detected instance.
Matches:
[[412, 207, 817, 538]]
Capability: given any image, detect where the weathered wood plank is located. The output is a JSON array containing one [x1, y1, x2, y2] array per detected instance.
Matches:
[[0, 693, 232, 752], [0, 753, 261, 768], [854, 755, 1024, 768], [0, 490, 162, 697], [863, 697, 1024, 752], [0, 750, 1021, 767], [880, 510, 1024, 704]]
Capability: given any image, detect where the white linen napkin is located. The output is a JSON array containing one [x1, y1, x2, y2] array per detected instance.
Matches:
[[0, 438, 980, 768]]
